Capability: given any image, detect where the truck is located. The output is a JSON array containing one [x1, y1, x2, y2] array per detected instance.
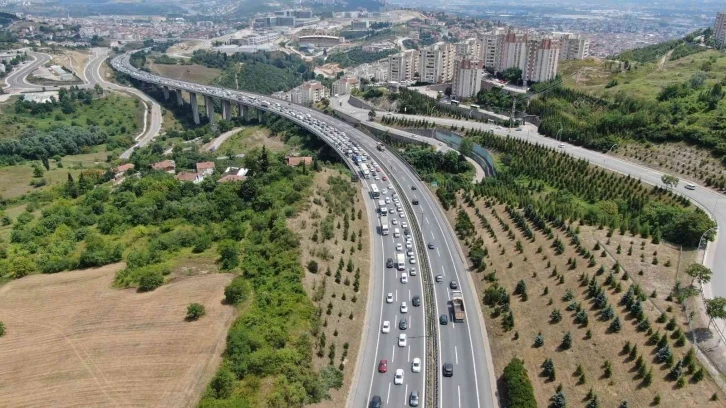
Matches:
[[380, 214, 389, 235], [396, 253, 406, 271], [377, 199, 387, 215], [451, 291, 465, 322]]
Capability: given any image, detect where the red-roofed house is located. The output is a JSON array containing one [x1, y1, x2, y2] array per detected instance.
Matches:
[[116, 163, 135, 173], [285, 156, 313, 167], [151, 160, 176, 174], [175, 172, 203, 183], [196, 161, 216, 176], [218, 174, 247, 183]]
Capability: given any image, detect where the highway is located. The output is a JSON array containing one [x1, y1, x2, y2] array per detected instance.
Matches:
[[110, 51, 497, 408], [3, 52, 51, 91], [334, 95, 726, 332]]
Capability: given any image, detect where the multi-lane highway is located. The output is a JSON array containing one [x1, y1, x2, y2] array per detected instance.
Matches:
[[110, 51, 497, 408]]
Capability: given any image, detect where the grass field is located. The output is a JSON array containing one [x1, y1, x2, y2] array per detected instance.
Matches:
[[0, 263, 235, 408], [0, 93, 142, 140], [147, 61, 222, 86], [291, 167, 371, 408], [445, 193, 724, 407], [218, 125, 289, 154], [560, 51, 726, 100]]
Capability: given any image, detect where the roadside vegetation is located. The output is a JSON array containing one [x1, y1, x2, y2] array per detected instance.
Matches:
[[325, 46, 398, 68]]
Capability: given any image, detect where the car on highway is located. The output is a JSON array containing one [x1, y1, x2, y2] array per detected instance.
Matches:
[[382, 321, 390, 333], [378, 359, 388, 373], [400, 302, 408, 313], [428, 242, 435, 249], [440, 314, 448, 325], [398, 333, 407, 347], [392, 219, 398, 225], [685, 183, 696, 190], [401, 273, 408, 284], [558, 143, 565, 148], [450, 281, 459, 289], [406, 250, 414, 258], [409, 257, 417, 265], [369, 396, 382, 408], [411, 185, 417, 190], [412, 295, 421, 306], [382, 188, 388, 195], [412, 358, 421, 373], [399, 318, 408, 330], [409, 391, 419, 407], [443, 362, 454, 377], [402, 222, 408, 228], [382, 175, 388, 181], [409, 267, 417, 276], [386, 258, 394, 268], [386, 293, 394, 303], [394, 369, 404, 385], [385, 197, 391, 204], [396, 243, 403, 251], [406, 241, 413, 250], [435, 274, 443, 283], [404, 228, 411, 236]]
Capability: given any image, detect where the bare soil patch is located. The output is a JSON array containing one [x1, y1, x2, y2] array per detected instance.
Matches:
[[290, 167, 371, 408], [444, 193, 724, 407], [0, 263, 235, 408]]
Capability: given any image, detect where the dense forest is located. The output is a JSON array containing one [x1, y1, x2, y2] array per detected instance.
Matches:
[[454, 130, 715, 247], [527, 74, 726, 161], [191, 50, 316, 94], [475, 86, 521, 112], [399, 145, 473, 190], [325, 46, 397, 68]]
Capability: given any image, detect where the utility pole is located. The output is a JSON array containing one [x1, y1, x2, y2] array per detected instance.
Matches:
[[509, 96, 516, 129]]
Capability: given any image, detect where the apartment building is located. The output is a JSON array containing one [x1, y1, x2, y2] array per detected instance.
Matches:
[[556, 33, 590, 61], [291, 80, 330, 104], [481, 33, 503, 71], [452, 59, 483, 99], [419, 47, 442, 84], [438, 42, 457, 83], [387, 49, 418, 82], [524, 38, 560, 83], [715, 12, 726, 46], [332, 76, 360, 95], [498, 31, 528, 73]]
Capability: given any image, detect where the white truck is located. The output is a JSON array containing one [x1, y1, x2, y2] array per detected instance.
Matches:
[[380, 214, 389, 235], [378, 199, 388, 215], [396, 253, 406, 271]]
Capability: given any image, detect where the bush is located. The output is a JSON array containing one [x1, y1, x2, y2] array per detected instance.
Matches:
[[503, 357, 537, 408], [138, 272, 164, 292], [186, 303, 206, 320], [224, 276, 250, 305], [0, 321, 5, 337], [208, 365, 236, 399]]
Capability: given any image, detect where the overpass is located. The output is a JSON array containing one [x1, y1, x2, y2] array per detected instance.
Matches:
[[110, 51, 498, 408]]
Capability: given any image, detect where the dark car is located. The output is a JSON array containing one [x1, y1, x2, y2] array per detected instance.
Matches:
[[450, 281, 459, 289], [404, 228, 411, 236], [412, 198, 419, 205], [409, 391, 420, 407], [428, 242, 435, 249], [440, 314, 448, 325], [386, 258, 394, 268], [412, 296, 421, 307], [399, 318, 408, 330], [443, 362, 454, 377], [370, 395, 382, 408], [411, 185, 417, 190], [378, 359, 388, 373]]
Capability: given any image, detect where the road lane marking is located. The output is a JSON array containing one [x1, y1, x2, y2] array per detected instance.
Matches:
[[386, 383, 391, 405], [455, 346, 459, 364], [404, 384, 408, 405], [408, 345, 411, 362], [437, 248, 441, 257], [392, 345, 396, 362], [426, 217, 429, 224], [458, 386, 461, 408], [431, 230, 435, 239], [395, 289, 398, 302]]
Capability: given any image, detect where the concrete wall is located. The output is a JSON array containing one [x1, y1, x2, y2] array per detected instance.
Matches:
[[348, 95, 378, 111]]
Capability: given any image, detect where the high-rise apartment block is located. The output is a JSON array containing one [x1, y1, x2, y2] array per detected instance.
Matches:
[[525, 38, 560, 83], [452, 59, 483, 99], [478, 30, 568, 83], [715, 12, 726, 46], [556, 33, 590, 60], [388, 49, 418, 82], [386, 42, 457, 84]]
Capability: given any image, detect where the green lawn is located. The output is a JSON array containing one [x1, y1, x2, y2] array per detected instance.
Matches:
[[0, 94, 142, 140]]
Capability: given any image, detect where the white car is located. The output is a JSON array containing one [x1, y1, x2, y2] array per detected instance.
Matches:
[[558, 143, 565, 148], [409, 267, 417, 276], [406, 250, 415, 258], [406, 242, 413, 250], [396, 243, 403, 251], [382, 189, 388, 195], [399, 212, 406, 218], [385, 197, 392, 204], [400, 302, 408, 313], [386, 293, 394, 303], [402, 222, 408, 228], [401, 273, 408, 284], [392, 219, 399, 225], [382, 321, 391, 333], [398, 333, 407, 347], [412, 358, 421, 373], [409, 257, 417, 265], [394, 369, 404, 385]]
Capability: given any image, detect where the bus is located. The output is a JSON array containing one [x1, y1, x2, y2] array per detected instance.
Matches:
[[470, 104, 481, 110], [450, 99, 460, 106], [360, 163, 370, 179], [370, 183, 380, 199]]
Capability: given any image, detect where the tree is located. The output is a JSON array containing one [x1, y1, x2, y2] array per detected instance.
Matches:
[[609, 316, 622, 332], [368, 109, 376, 121], [218, 239, 240, 270], [459, 137, 474, 157], [209, 366, 236, 399], [661, 174, 679, 190], [224, 276, 250, 305], [503, 357, 537, 408], [705, 297, 726, 328], [684, 263, 712, 288], [94, 83, 103, 95], [186, 303, 206, 320], [561, 332, 572, 349]]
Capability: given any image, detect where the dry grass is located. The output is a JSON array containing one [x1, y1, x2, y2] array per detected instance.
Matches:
[[444, 194, 724, 407], [290, 167, 371, 408], [614, 142, 726, 191], [147, 62, 222, 86], [219, 126, 288, 153], [0, 263, 235, 408]]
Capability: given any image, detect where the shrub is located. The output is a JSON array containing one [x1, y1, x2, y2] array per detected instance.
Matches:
[[224, 276, 250, 305], [208, 365, 236, 399], [138, 272, 164, 292], [503, 357, 537, 408], [186, 303, 206, 320], [0, 321, 5, 337], [307, 260, 319, 274]]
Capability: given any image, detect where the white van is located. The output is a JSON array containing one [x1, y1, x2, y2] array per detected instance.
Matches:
[[393, 228, 401, 238], [685, 183, 696, 190]]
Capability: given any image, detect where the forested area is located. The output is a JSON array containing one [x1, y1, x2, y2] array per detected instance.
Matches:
[[475, 87, 520, 111], [325, 46, 397, 68], [190, 50, 316, 94], [451, 130, 715, 247], [399, 145, 473, 191], [528, 74, 726, 157]]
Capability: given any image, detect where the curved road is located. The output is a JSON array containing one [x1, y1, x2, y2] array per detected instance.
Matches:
[[111, 52, 498, 408]]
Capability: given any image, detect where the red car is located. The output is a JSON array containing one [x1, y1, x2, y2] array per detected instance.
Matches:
[[382, 176, 388, 181], [378, 359, 388, 373], [376, 167, 382, 172]]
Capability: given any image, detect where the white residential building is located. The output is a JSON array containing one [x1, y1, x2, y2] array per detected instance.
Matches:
[[418, 47, 441, 84], [524, 38, 560, 83], [332, 76, 360, 95], [556, 33, 590, 61], [291, 80, 330, 104], [387, 49, 418, 82], [498, 31, 528, 73], [715, 12, 726, 46], [452, 59, 483, 99]]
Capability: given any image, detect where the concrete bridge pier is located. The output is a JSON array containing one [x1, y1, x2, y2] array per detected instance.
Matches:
[[222, 100, 231, 121], [190, 92, 200, 125], [238, 103, 248, 122], [175, 89, 184, 106], [257, 108, 263, 123], [205, 95, 215, 126], [162, 86, 170, 100]]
